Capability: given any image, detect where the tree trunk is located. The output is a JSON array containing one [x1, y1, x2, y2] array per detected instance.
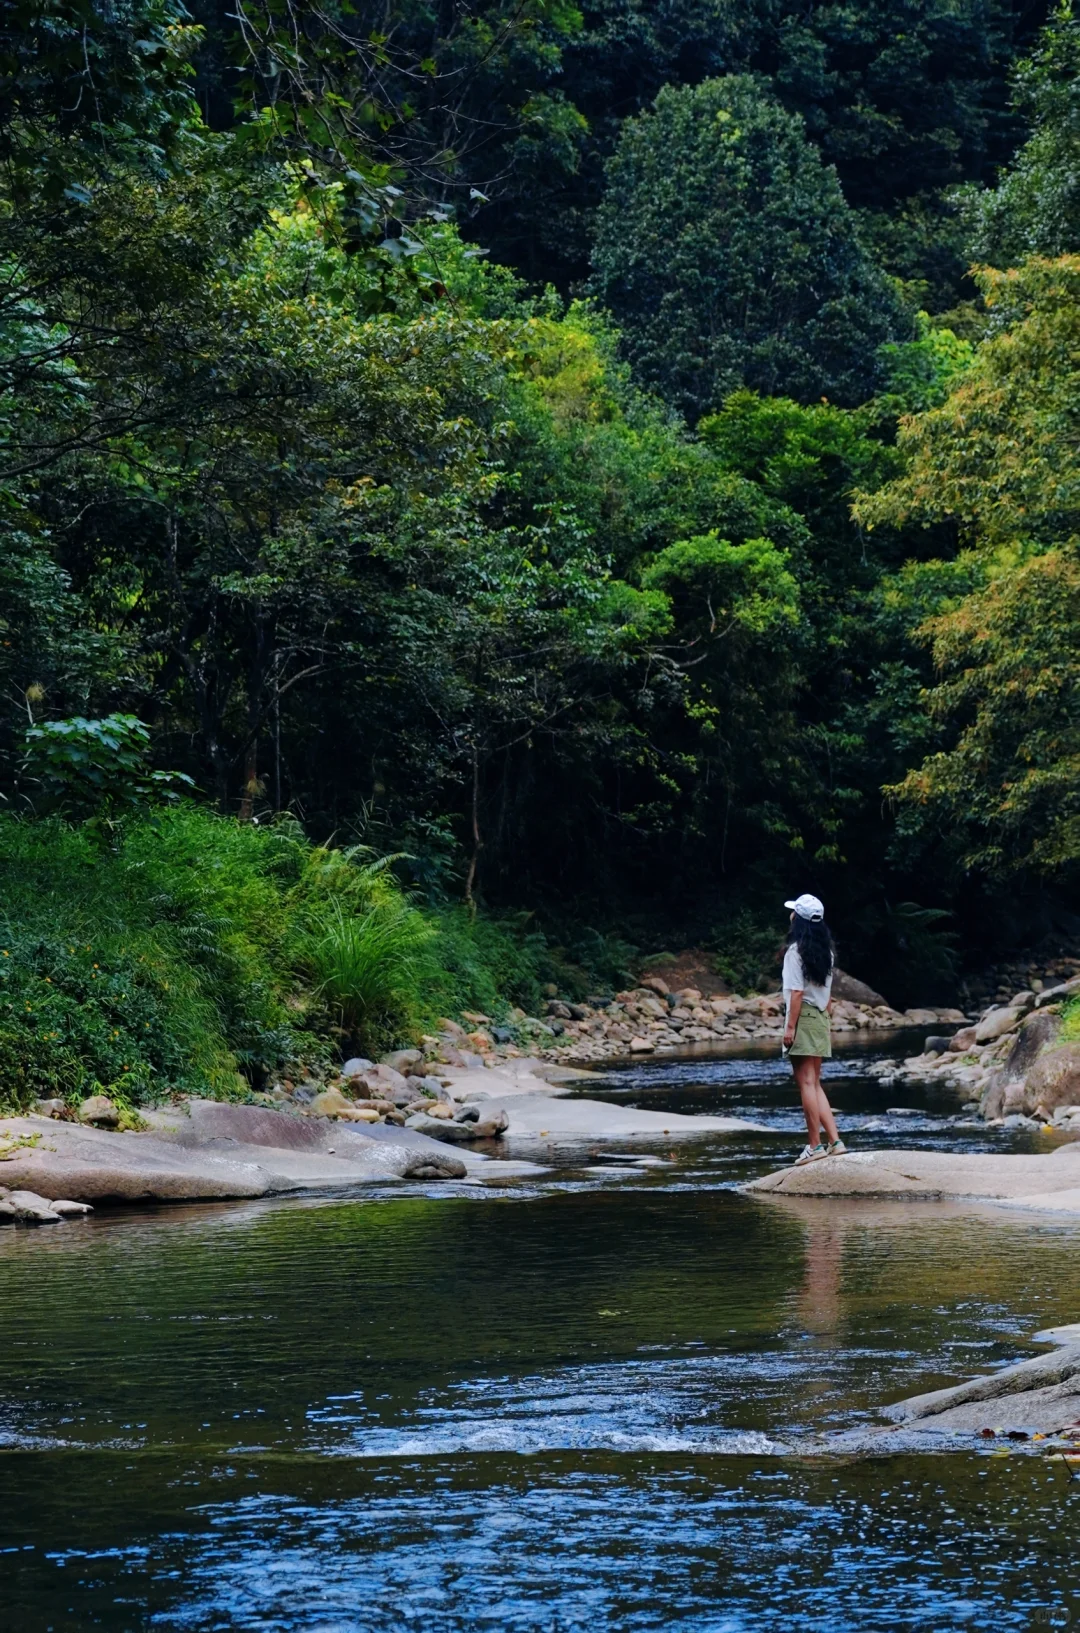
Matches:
[[464, 742, 482, 910]]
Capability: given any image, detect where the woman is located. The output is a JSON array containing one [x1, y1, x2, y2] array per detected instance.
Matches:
[[782, 893, 846, 1166]]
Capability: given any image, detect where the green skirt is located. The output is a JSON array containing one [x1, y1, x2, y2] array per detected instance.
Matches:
[[788, 1002, 832, 1058]]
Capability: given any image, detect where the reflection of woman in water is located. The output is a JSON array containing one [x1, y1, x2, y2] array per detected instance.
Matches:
[[782, 894, 846, 1166]]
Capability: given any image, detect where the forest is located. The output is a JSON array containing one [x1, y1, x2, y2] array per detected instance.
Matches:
[[3, 0, 1080, 1105]]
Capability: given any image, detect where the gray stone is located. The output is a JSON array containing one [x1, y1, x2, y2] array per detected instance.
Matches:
[[923, 1036, 952, 1056], [947, 1026, 978, 1052], [381, 1049, 422, 1073], [404, 1113, 477, 1143], [455, 1103, 481, 1122], [1035, 975, 1080, 1008], [830, 969, 889, 1008], [470, 1110, 509, 1137], [341, 1057, 375, 1077], [981, 1008, 1062, 1120], [1021, 1043, 1080, 1117], [890, 1344, 1080, 1434], [50, 1199, 93, 1217], [1009, 990, 1036, 1012], [4, 1190, 63, 1223], [974, 1006, 1024, 1044], [33, 1098, 67, 1119], [78, 1094, 120, 1128]]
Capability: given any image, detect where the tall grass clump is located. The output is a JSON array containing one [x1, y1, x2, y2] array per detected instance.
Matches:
[[301, 853, 435, 1055]]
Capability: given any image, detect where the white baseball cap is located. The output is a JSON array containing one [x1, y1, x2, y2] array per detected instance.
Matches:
[[785, 893, 824, 921]]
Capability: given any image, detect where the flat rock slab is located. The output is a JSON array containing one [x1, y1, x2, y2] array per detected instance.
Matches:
[[480, 1093, 767, 1139], [888, 1344, 1080, 1434], [0, 1108, 467, 1205], [745, 1144, 1080, 1208]]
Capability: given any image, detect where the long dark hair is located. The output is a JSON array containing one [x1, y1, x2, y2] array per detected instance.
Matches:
[[786, 915, 835, 987]]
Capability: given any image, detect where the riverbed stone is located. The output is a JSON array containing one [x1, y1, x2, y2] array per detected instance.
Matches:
[[381, 1049, 421, 1073], [948, 1026, 978, 1052], [830, 969, 889, 1008], [77, 1094, 120, 1128], [974, 1006, 1025, 1044], [404, 1112, 477, 1143], [4, 1189, 63, 1223], [49, 1198, 94, 1217], [341, 1057, 375, 1078], [309, 1087, 358, 1119], [1020, 1043, 1080, 1117], [981, 1009, 1064, 1119]]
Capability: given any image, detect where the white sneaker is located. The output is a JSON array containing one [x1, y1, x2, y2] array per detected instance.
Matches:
[[794, 1143, 827, 1166]]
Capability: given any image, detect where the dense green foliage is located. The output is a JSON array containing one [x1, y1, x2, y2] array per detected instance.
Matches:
[[6, 0, 1080, 1108], [591, 75, 908, 417], [0, 806, 586, 1109]]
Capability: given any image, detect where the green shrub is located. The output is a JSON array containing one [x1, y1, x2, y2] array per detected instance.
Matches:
[[305, 891, 435, 1056]]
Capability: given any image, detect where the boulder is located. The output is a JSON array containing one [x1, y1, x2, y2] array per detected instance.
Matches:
[[78, 1095, 120, 1128], [629, 1037, 654, 1053], [404, 1112, 478, 1144], [923, 1036, 952, 1056], [1035, 975, 1080, 1009], [3, 1189, 63, 1223], [381, 1049, 421, 1074], [1003, 1010, 1061, 1081], [341, 1057, 375, 1078], [974, 1006, 1024, 1044], [980, 1012, 1066, 1121], [830, 969, 889, 1008], [50, 1199, 93, 1217], [309, 1087, 358, 1119], [1021, 1044, 1080, 1117], [902, 1008, 941, 1027], [674, 987, 702, 1005], [948, 1026, 978, 1052], [469, 1114, 509, 1139], [34, 1098, 68, 1119], [640, 976, 670, 997]]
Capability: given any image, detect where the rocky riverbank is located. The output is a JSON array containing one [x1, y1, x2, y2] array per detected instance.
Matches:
[[0, 1052, 768, 1220], [867, 972, 1080, 1133], [504, 973, 964, 1066]]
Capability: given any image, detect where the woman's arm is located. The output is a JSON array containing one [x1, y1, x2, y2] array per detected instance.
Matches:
[[784, 989, 803, 1048]]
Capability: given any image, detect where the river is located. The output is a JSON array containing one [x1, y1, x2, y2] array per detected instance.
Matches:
[[2, 1037, 1079, 1629]]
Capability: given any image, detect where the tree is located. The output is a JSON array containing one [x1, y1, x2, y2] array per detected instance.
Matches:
[[962, 1, 1080, 266], [857, 254, 1080, 885], [855, 257, 1080, 547], [590, 75, 909, 421], [886, 549, 1080, 879]]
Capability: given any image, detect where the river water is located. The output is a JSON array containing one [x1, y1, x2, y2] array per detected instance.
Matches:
[[3, 1038, 1080, 1630]]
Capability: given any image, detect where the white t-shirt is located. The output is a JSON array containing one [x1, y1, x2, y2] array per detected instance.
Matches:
[[782, 943, 833, 1017]]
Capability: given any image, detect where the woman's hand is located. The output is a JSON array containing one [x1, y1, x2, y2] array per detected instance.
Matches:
[[783, 1027, 795, 1048]]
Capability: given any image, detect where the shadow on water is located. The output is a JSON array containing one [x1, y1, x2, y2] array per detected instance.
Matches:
[[2, 1037, 1080, 1629]]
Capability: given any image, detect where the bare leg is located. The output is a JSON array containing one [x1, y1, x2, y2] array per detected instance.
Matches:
[[792, 1057, 839, 1146], [813, 1056, 840, 1145]]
